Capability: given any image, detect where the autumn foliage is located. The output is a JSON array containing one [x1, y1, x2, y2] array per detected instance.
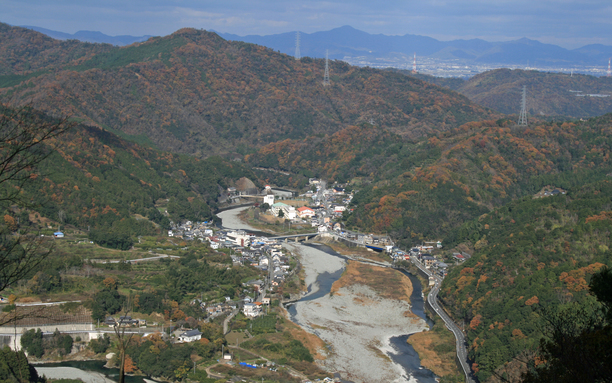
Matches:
[[0, 23, 491, 157]]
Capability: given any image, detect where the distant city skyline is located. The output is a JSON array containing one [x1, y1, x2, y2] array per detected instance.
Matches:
[[2, 0, 611, 49]]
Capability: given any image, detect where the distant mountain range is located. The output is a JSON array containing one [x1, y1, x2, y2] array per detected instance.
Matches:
[[20, 25, 152, 46], [217, 26, 612, 68], [18, 24, 612, 69]]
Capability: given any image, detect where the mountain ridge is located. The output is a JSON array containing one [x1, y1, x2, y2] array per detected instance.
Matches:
[[15, 23, 612, 67], [0, 23, 493, 157], [19, 25, 153, 46], [408, 68, 612, 118], [217, 25, 612, 67]]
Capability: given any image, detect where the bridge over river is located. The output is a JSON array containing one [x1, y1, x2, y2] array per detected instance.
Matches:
[[268, 232, 318, 241]]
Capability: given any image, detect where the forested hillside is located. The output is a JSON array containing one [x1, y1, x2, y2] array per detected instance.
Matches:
[[1, 106, 256, 236], [248, 114, 612, 246], [0, 23, 492, 156], [440, 180, 612, 381], [405, 68, 612, 118]]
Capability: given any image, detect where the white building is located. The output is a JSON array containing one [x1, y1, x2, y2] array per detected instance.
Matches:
[[227, 230, 250, 247], [270, 202, 296, 219], [297, 206, 316, 218], [178, 329, 202, 343], [263, 194, 275, 206], [243, 303, 263, 317]]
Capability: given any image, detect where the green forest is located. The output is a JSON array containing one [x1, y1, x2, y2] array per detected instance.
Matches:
[[441, 180, 612, 380], [0, 108, 257, 242]]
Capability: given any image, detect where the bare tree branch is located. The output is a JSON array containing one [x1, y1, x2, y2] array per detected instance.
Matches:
[[0, 103, 71, 295], [0, 104, 72, 206], [112, 296, 136, 383]]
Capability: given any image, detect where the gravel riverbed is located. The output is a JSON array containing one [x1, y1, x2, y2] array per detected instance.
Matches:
[[284, 243, 428, 383]]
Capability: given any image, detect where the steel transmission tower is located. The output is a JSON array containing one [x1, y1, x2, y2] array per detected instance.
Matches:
[[412, 53, 417, 74], [295, 31, 301, 60], [518, 85, 528, 126], [608, 58, 611, 77], [323, 50, 330, 86]]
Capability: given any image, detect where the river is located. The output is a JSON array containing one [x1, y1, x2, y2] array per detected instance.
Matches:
[[219, 207, 437, 383]]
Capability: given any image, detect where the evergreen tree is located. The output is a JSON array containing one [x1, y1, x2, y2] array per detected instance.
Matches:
[[20, 329, 44, 358], [522, 267, 612, 383]]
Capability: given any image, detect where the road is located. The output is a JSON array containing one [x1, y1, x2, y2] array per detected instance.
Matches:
[[223, 308, 239, 335], [407, 256, 476, 383]]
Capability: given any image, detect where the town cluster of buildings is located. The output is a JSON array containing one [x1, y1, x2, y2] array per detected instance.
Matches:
[[159, 211, 299, 323], [167, 220, 214, 240], [390, 243, 460, 278], [266, 179, 354, 235]]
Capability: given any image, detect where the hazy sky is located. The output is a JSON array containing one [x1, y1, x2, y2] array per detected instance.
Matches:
[[3, 0, 611, 48]]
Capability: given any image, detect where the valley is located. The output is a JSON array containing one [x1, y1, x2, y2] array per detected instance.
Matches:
[[0, 22, 611, 383]]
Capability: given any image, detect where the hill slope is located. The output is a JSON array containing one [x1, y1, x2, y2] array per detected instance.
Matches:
[[0, 23, 492, 156], [409, 69, 612, 118], [1, 106, 257, 235], [441, 180, 612, 381], [248, 114, 612, 245]]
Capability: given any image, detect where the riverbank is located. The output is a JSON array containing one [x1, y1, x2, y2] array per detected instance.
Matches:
[[284, 243, 428, 383], [394, 264, 462, 380], [407, 315, 462, 378], [216, 206, 260, 231], [316, 239, 391, 264]]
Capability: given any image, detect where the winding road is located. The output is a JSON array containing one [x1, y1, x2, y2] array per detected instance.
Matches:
[[406, 256, 476, 383]]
